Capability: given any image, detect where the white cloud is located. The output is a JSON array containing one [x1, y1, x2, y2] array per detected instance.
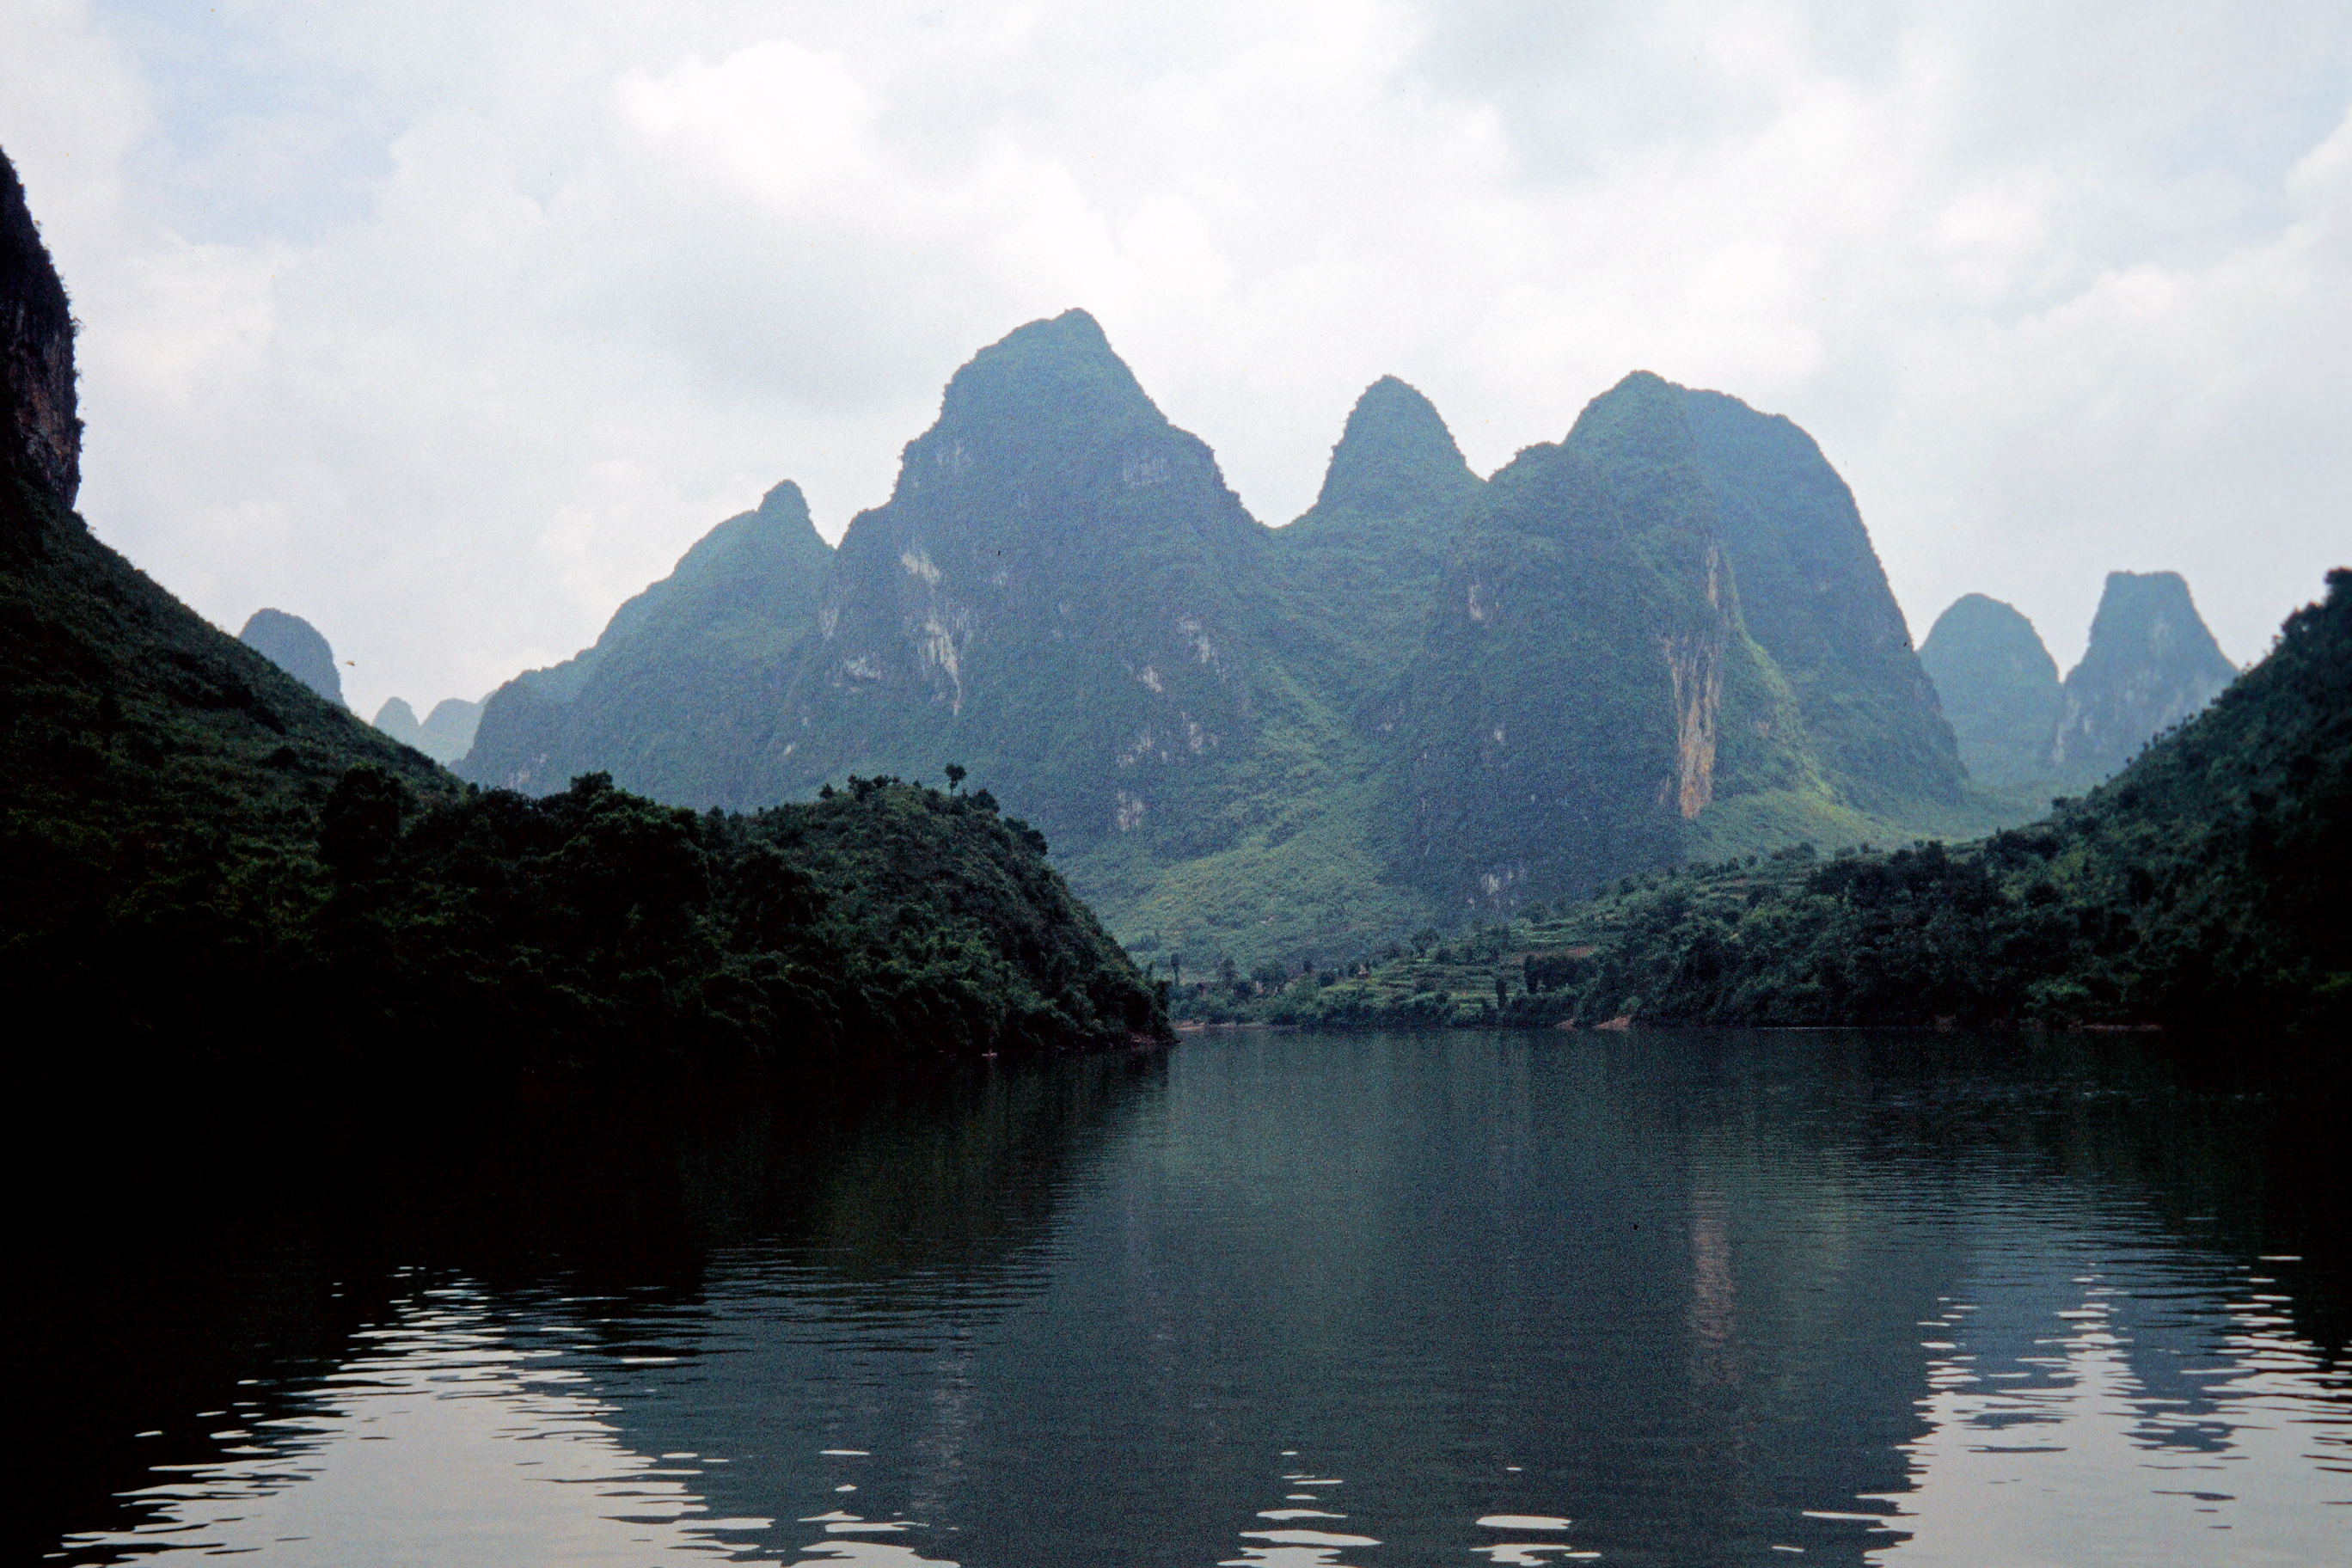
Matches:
[[2, 0, 2345, 716]]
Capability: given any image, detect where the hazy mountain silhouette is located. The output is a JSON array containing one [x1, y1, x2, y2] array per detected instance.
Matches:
[[2051, 571, 2237, 785], [236, 609, 345, 708], [1918, 593, 2066, 789]]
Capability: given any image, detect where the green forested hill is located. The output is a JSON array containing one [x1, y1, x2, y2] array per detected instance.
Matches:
[[462, 479, 834, 799], [1245, 570, 2348, 1039], [448, 316, 2002, 971], [1680, 387, 1963, 809], [1, 149, 1163, 1082], [1387, 372, 1811, 912], [1263, 375, 1483, 701]]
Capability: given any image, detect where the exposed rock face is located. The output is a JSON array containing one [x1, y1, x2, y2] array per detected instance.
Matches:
[[1918, 593, 2065, 788], [1679, 388, 1962, 807], [459, 480, 833, 798], [2, 150, 78, 509], [2050, 571, 2237, 784], [1391, 372, 1812, 910], [237, 609, 346, 707]]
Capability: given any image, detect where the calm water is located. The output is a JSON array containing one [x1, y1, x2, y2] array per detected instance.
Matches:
[[32, 1031, 2351, 1566]]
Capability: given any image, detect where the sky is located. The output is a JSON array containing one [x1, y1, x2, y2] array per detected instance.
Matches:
[[4, 0, 2347, 720]]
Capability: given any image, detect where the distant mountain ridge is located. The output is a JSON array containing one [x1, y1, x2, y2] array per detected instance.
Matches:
[[237, 609, 345, 707], [2052, 571, 2238, 782], [1919, 573, 2237, 796], [462, 310, 1989, 966], [371, 695, 482, 765]]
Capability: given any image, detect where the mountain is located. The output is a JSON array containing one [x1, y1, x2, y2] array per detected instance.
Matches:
[[1387, 373, 1811, 910], [0, 145, 1162, 1085], [2051, 570, 2237, 785], [456, 317, 2008, 967], [372, 695, 426, 747], [371, 695, 482, 765], [1264, 376, 1483, 699], [237, 609, 346, 707], [741, 310, 1275, 854], [1383, 372, 1977, 914], [458, 480, 832, 798], [1678, 388, 1962, 809], [1265, 567, 2349, 1039], [419, 697, 482, 758], [1918, 593, 2066, 788]]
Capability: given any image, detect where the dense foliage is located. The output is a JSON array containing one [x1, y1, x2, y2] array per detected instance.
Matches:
[[462, 480, 834, 797], [1192, 570, 2349, 1042], [1, 426, 1162, 1090], [303, 769, 1166, 1075]]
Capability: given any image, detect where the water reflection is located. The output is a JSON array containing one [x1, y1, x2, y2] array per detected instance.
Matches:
[[57, 1283, 771, 1565], [33, 1032, 2350, 1566]]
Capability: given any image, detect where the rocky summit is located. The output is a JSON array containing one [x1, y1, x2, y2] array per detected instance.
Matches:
[[2050, 571, 2239, 785]]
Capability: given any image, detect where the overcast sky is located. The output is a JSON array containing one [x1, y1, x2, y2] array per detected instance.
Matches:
[[6, 1, 2347, 720]]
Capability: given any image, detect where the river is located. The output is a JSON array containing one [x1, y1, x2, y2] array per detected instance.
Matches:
[[32, 1030, 2349, 1565]]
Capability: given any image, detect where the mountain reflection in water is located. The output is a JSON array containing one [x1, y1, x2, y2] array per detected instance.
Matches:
[[30, 1032, 2349, 1566]]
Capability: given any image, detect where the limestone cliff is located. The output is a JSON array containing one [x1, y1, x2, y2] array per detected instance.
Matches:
[[2, 150, 78, 511], [1388, 372, 1813, 912], [2049, 571, 2237, 784], [1679, 388, 1962, 808], [749, 310, 1274, 853]]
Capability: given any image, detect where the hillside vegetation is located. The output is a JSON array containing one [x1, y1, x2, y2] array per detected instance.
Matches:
[[1195, 571, 2349, 1041], [0, 149, 1164, 1087]]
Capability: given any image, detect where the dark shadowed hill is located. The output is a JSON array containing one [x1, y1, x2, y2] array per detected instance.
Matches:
[[1918, 592, 2066, 788], [237, 607, 346, 707]]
